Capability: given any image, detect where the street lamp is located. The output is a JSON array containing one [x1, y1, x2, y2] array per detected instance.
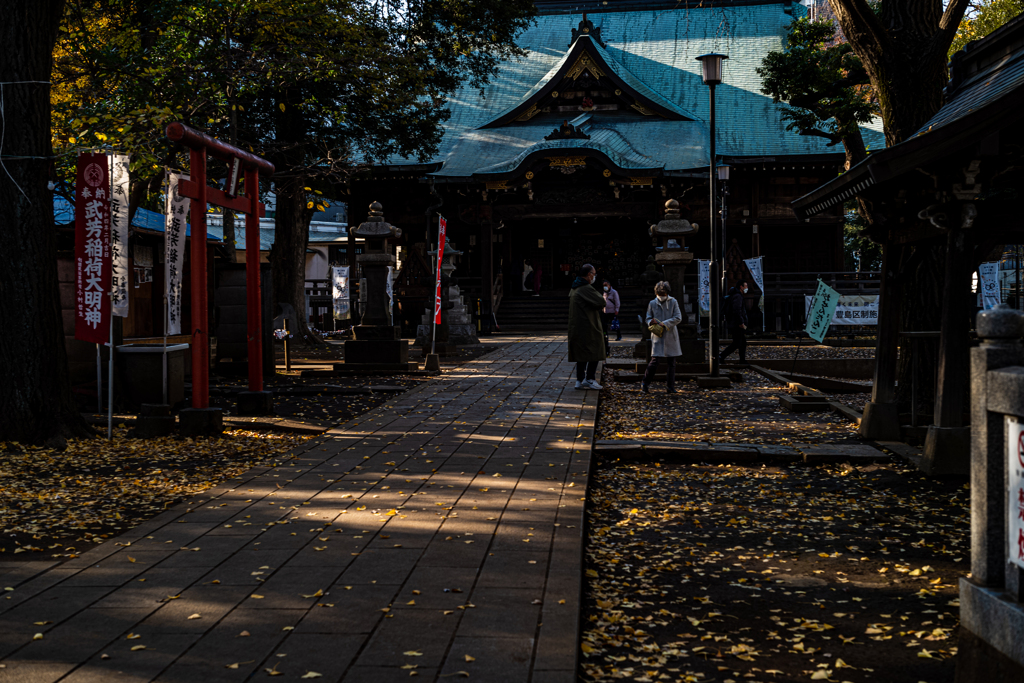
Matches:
[[696, 52, 728, 376]]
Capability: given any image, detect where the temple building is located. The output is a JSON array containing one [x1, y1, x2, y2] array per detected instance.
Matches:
[[348, 0, 884, 335]]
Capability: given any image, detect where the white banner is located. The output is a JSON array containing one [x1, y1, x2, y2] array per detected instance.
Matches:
[[698, 259, 711, 317], [743, 256, 765, 312], [804, 294, 878, 325], [979, 261, 1001, 310], [164, 172, 190, 335], [332, 266, 350, 320], [386, 265, 394, 326], [109, 154, 131, 317], [1007, 416, 1024, 569]]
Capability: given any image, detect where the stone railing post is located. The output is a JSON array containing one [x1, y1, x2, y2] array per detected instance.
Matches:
[[971, 304, 1024, 586]]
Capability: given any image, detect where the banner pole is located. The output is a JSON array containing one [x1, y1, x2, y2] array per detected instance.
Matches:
[[107, 306, 114, 439], [96, 344, 102, 412]]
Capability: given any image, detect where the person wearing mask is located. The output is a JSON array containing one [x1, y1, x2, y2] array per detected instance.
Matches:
[[602, 279, 622, 345], [719, 281, 749, 364], [641, 281, 682, 393], [568, 264, 606, 390]]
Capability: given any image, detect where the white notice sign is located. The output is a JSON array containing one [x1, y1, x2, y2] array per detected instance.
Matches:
[[332, 266, 350, 321], [109, 154, 131, 317], [1008, 416, 1024, 569]]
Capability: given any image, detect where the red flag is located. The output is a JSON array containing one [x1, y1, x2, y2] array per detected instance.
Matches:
[[433, 217, 447, 324], [74, 153, 111, 344]]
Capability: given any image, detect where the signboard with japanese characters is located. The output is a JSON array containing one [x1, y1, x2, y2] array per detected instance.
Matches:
[[804, 294, 879, 326], [386, 265, 394, 325], [698, 259, 711, 317], [804, 280, 840, 343], [332, 266, 350, 320], [109, 154, 130, 317], [1007, 416, 1024, 569], [74, 153, 111, 344], [164, 172, 190, 335], [979, 261, 1002, 310]]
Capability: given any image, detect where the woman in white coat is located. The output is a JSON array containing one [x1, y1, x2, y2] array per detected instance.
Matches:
[[642, 281, 682, 393]]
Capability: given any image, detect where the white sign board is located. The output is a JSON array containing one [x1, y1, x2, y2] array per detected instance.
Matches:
[[743, 256, 765, 312], [332, 266, 350, 320], [804, 294, 879, 325], [1008, 416, 1024, 569], [979, 262, 1001, 310]]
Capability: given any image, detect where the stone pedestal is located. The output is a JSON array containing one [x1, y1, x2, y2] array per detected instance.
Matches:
[[415, 240, 478, 353], [921, 425, 970, 475], [858, 401, 901, 441], [237, 391, 274, 416], [179, 407, 223, 437], [130, 403, 176, 438]]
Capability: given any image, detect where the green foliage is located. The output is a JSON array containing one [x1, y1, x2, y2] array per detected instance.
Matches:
[[52, 0, 537, 200], [949, 0, 1024, 58], [757, 17, 877, 159], [843, 208, 883, 271]]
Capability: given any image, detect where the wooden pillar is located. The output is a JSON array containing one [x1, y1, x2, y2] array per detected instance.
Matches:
[[479, 218, 493, 335], [859, 240, 901, 440]]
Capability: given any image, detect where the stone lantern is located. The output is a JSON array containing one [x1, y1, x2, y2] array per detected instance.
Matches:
[[339, 201, 414, 371], [648, 199, 703, 361]]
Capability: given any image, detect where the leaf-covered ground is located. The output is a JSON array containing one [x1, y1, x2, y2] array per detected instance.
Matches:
[[581, 460, 967, 683], [0, 428, 311, 560], [597, 369, 866, 445]]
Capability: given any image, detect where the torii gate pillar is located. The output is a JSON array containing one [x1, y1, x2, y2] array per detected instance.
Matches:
[[166, 123, 275, 429]]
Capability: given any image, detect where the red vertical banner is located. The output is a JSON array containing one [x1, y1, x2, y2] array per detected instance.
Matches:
[[433, 216, 447, 324], [74, 153, 111, 344]]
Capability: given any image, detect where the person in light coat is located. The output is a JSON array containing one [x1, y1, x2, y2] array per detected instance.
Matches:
[[641, 281, 682, 393]]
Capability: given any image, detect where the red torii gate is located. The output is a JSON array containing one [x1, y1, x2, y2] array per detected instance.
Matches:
[[166, 122, 275, 413]]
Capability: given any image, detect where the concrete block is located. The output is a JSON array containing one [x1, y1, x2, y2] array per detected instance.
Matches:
[[779, 394, 831, 413], [178, 407, 223, 437], [424, 353, 441, 373], [696, 376, 730, 389], [345, 339, 408, 364], [959, 579, 1024, 676], [236, 390, 274, 416], [130, 414, 176, 438]]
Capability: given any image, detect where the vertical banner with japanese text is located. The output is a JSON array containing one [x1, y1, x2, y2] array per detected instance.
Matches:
[[74, 153, 111, 343], [109, 155, 131, 317], [434, 216, 447, 324], [979, 261, 1001, 310], [743, 256, 765, 311], [386, 265, 394, 325], [164, 172, 190, 335], [332, 266, 350, 320], [1007, 416, 1024, 569], [804, 279, 840, 343], [697, 259, 711, 317]]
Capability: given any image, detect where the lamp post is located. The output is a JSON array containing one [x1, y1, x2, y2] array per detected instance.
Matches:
[[697, 52, 728, 376]]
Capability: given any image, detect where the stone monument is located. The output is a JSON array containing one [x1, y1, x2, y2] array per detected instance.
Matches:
[[415, 238, 479, 355], [647, 199, 703, 363], [334, 202, 417, 373]]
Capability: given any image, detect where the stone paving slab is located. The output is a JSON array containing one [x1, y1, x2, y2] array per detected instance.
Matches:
[[0, 338, 594, 683], [594, 438, 890, 464]]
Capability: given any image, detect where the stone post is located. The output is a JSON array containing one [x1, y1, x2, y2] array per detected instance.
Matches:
[[650, 199, 703, 363]]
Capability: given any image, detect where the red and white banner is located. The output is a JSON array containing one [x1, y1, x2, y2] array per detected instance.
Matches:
[[75, 153, 111, 343], [433, 216, 447, 324]]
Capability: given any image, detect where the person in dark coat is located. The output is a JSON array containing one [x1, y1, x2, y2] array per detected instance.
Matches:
[[719, 281, 749, 364], [532, 259, 544, 297], [568, 263, 606, 390]]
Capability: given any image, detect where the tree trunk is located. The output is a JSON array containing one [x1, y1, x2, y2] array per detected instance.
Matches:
[[0, 0, 93, 446], [270, 182, 324, 347]]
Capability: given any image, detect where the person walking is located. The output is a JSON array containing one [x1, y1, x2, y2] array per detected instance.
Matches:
[[602, 280, 622, 342], [641, 281, 682, 393], [719, 281, 749, 364], [568, 264, 606, 390], [532, 259, 544, 297]]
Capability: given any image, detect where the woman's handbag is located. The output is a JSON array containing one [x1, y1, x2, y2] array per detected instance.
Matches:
[[648, 322, 666, 338]]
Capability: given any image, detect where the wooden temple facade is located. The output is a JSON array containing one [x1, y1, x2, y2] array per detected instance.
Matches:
[[347, 0, 884, 335]]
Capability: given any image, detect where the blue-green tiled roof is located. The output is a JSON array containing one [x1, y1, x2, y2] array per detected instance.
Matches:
[[388, 2, 884, 175]]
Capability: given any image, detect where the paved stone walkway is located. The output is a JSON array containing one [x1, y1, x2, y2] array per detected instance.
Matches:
[[0, 338, 596, 683]]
